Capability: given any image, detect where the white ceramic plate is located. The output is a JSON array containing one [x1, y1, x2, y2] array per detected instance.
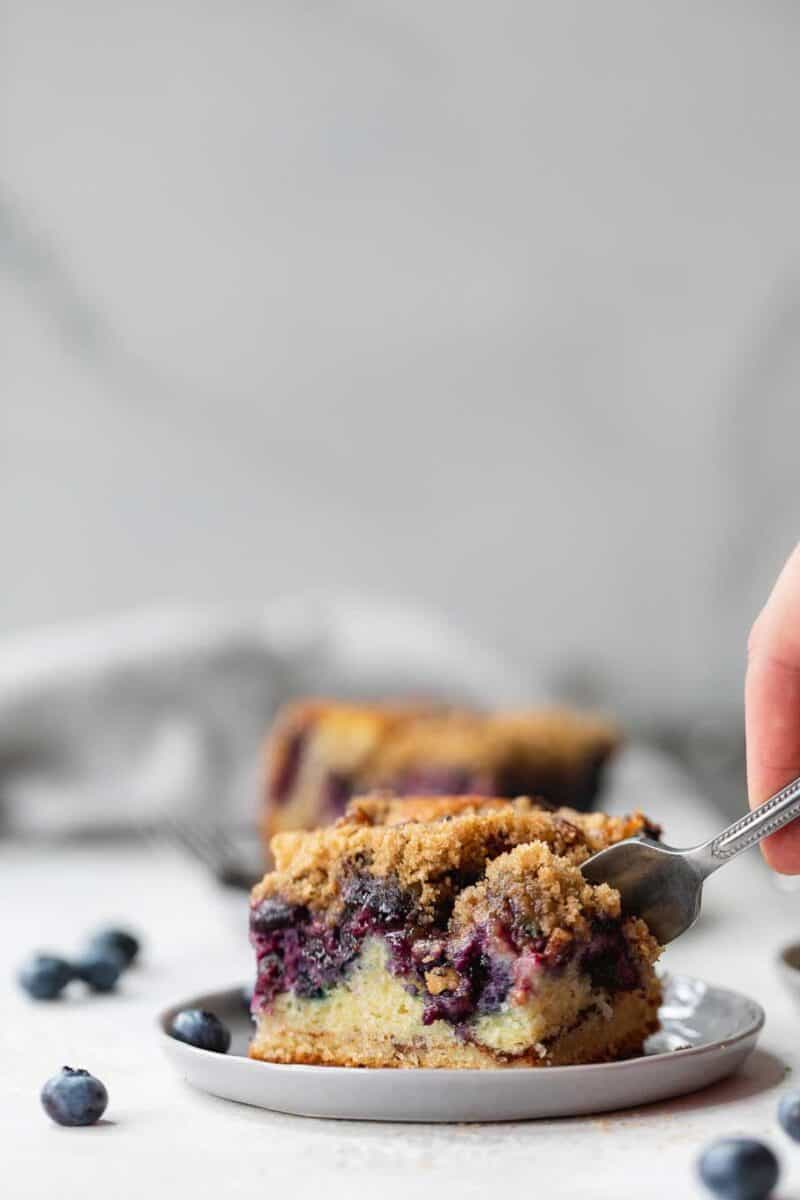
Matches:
[[158, 973, 763, 1122]]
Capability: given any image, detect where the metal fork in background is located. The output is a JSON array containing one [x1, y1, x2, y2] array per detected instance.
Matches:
[[167, 818, 265, 889]]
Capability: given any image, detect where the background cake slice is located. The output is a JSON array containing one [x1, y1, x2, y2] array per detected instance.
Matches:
[[261, 699, 620, 845], [249, 795, 661, 1069]]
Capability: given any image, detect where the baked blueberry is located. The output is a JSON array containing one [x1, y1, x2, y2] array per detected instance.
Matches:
[[698, 1137, 779, 1200], [778, 1090, 800, 1141], [87, 928, 139, 967], [169, 1008, 231, 1053], [342, 875, 411, 927], [74, 950, 124, 993], [18, 954, 73, 1001], [41, 1067, 108, 1126], [250, 898, 296, 934]]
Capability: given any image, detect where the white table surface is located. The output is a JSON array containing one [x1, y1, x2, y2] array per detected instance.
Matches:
[[4, 751, 800, 1200]]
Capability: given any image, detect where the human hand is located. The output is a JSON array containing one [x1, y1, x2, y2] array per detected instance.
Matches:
[[746, 542, 800, 872]]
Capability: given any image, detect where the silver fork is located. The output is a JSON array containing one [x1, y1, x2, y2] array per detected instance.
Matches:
[[581, 774, 800, 943], [167, 818, 265, 889]]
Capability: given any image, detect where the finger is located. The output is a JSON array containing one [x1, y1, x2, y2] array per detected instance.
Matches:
[[745, 541, 800, 873]]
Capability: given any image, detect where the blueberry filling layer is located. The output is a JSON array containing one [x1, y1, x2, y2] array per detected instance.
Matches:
[[271, 730, 307, 803], [272, 763, 496, 813], [321, 773, 352, 817], [389, 768, 496, 796], [270, 752, 601, 812], [580, 922, 640, 992], [250, 877, 643, 1027]]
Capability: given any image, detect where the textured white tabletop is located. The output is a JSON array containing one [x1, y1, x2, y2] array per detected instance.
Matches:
[[3, 753, 800, 1199]]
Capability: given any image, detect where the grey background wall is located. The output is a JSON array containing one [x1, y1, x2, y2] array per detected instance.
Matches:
[[3, 1, 800, 733]]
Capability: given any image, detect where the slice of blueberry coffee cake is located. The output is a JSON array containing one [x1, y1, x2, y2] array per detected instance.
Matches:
[[261, 700, 620, 844], [249, 795, 661, 1068]]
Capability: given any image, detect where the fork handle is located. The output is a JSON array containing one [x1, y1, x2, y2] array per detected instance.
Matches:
[[690, 772, 800, 877]]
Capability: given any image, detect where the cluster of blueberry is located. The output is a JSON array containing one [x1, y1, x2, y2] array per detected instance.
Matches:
[[38, 1008, 231, 1127], [35, 997, 230, 1130], [18, 928, 140, 1000], [699, 1093, 800, 1199], [23, 929, 141, 1129]]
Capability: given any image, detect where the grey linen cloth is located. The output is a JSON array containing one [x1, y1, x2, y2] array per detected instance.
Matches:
[[0, 598, 534, 838]]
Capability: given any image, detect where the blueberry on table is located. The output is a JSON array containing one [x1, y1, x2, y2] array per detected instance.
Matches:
[[698, 1137, 779, 1200], [169, 1009, 231, 1053], [74, 950, 124, 993], [18, 954, 73, 1001], [778, 1090, 800, 1141], [41, 1067, 108, 1127], [87, 928, 140, 968]]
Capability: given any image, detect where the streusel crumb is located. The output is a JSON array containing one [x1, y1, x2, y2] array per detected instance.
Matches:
[[254, 794, 654, 924]]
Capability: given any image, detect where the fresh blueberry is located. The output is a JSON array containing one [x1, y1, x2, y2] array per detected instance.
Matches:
[[41, 1067, 108, 1126], [778, 1090, 800, 1141], [18, 954, 73, 1001], [698, 1137, 779, 1200], [169, 1009, 231, 1053], [87, 928, 139, 968], [74, 950, 124, 993]]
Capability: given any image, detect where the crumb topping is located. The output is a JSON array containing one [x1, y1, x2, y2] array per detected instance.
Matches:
[[252, 793, 655, 927], [451, 840, 620, 937]]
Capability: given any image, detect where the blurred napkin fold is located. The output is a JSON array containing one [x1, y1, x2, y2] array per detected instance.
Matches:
[[0, 597, 535, 838]]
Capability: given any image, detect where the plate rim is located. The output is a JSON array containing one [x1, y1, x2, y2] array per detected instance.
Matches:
[[157, 971, 765, 1079]]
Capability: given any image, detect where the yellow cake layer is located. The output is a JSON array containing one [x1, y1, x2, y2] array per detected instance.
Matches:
[[249, 938, 661, 1069]]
